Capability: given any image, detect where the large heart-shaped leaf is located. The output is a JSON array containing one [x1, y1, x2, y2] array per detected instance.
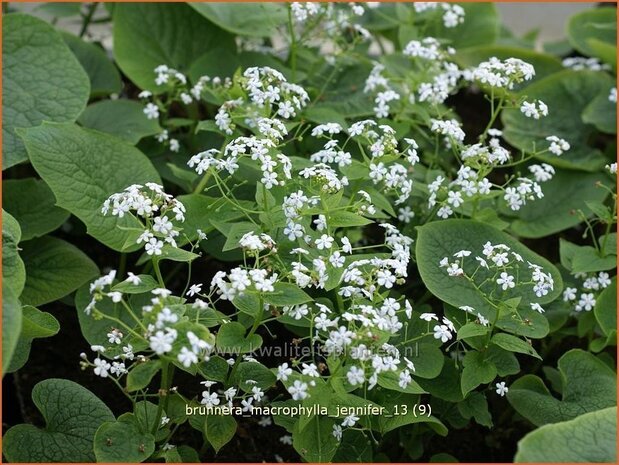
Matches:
[[502, 170, 609, 238], [113, 3, 235, 91], [416, 219, 562, 338], [3, 378, 115, 462], [502, 70, 613, 171], [515, 407, 617, 462], [3, 178, 70, 241], [77, 100, 161, 145], [20, 236, 99, 306], [3, 13, 89, 169], [567, 8, 617, 60], [20, 122, 161, 251], [507, 349, 616, 426], [189, 3, 288, 37], [61, 31, 122, 97]]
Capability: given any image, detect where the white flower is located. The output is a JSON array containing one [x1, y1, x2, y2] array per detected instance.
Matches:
[[201, 391, 220, 407], [145, 238, 164, 256], [149, 329, 177, 355], [332, 424, 343, 441], [598, 272, 611, 288], [496, 272, 515, 291], [346, 366, 365, 386], [126, 272, 141, 285], [530, 303, 545, 314], [315, 234, 334, 250], [277, 363, 293, 381], [433, 324, 452, 343], [187, 284, 202, 297], [143, 103, 159, 120], [398, 207, 415, 223], [288, 380, 309, 400], [546, 136, 570, 156], [495, 381, 509, 396], [93, 358, 111, 378], [576, 293, 596, 312], [178, 347, 198, 367], [420, 312, 438, 322], [342, 415, 359, 427], [563, 287, 577, 301]]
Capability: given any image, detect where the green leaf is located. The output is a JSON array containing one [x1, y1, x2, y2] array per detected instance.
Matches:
[[328, 211, 373, 228], [20, 236, 99, 306], [61, 32, 122, 97], [231, 361, 277, 392], [416, 219, 562, 337], [78, 100, 161, 144], [378, 406, 448, 435], [458, 392, 493, 428], [507, 349, 616, 426], [75, 284, 139, 349], [2, 284, 22, 376], [221, 222, 258, 252], [404, 342, 444, 379], [515, 407, 617, 462], [112, 274, 158, 294], [205, 414, 237, 453], [461, 351, 497, 395], [567, 8, 617, 60], [595, 279, 617, 338], [292, 415, 339, 463], [198, 356, 229, 382], [457, 322, 491, 340], [582, 84, 617, 134], [571, 245, 617, 274], [21, 122, 161, 251], [420, 3, 499, 49], [3, 178, 70, 241], [491, 333, 541, 359], [2, 210, 26, 297], [3, 13, 90, 169], [189, 3, 288, 37], [503, 170, 609, 238], [377, 371, 426, 394], [113, 3, 235, 91], [94, 419, 155, 462], [3, 378, 115, 462], [7, 305, 60, 373], [262, 283, 312, 307], [126, 361, 162, 392], [216, 322, 262, 354], [502, 70, 613, 171]]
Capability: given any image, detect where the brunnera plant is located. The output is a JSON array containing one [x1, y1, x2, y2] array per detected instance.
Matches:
[[2, 2, 617, 463]]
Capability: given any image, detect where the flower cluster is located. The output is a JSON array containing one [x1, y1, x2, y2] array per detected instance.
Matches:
[[562, 271, 612, 312], [413, 2, 466, 28], [102, 183, 186, 255], [440, 241, 555, 316]]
